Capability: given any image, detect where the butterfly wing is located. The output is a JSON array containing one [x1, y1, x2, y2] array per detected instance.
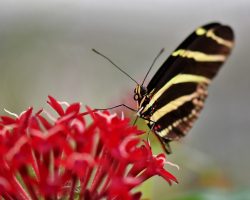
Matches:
[[142, 23, 234, 151]]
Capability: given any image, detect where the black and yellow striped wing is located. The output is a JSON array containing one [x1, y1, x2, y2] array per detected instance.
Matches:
[[142, 23, 234, 152]]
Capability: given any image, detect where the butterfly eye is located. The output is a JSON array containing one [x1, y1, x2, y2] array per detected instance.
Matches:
[[134, 94, 139, 100]]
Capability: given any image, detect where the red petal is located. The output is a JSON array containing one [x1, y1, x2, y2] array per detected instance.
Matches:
[[65, 103, 80, 115], [37, 115, 52, 130], [18, 107, 33, 129], [158, 168, 178, 185], [0, 116, 16, 125], [47, 96, 64, 116]]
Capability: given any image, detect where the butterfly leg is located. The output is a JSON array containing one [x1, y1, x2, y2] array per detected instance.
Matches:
[[147, 122, 156, 144], [133, 116, 139, 125], [95, 104, 137, 112], [145, 121, 172, 154]]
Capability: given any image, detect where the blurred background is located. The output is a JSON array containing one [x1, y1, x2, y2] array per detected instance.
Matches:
[[0, 0, 249, 199]]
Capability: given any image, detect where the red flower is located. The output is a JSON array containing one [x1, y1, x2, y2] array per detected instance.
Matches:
[[0, 96, 177, 199]]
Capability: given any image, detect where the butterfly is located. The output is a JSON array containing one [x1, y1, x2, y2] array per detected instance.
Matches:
[[94, 22, 234, 154]]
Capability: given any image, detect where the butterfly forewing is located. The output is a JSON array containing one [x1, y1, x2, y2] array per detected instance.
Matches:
[[140, 23, 234, 152]]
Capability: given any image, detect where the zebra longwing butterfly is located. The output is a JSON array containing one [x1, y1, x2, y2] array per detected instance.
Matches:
[[134, 22, 234, 153], [95, 22, 234, 154]]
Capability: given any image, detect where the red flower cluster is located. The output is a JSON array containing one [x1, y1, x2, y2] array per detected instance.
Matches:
[[0, 96, 177, 200]]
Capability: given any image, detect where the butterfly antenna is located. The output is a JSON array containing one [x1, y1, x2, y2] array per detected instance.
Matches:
[[92, 49, 139, 85], [141, 48, 164, 86]]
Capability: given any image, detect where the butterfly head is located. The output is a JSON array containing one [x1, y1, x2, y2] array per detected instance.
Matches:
[[134, 85, 148, 109]]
